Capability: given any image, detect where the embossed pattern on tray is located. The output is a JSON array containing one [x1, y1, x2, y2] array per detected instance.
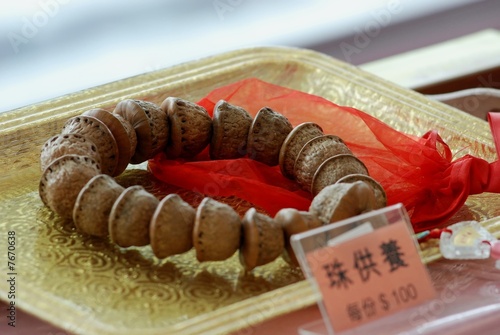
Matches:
[[0, 47, 499, 335]]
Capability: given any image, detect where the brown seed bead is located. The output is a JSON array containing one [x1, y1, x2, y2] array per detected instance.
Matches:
[[279, 122, 323, 179], [83, 108, 132, 176], [311, 154, 369, 195], [61, 115, 119, 176], [73, 174, 124, 237], [108, 186, 159, 247], [113, 113, 137, 160], [40, 133, 100, 172], [336, 174, 387, 209], [294, 135, 352, 191], [210, 100, 252, 160], [274, 208, 322, 266], [240, 208, 284, 271], [150, 194, 196, 259], [247, 107, 293, 166], [161, 97, 213, 159], [39, 155, 101, 219], [193, 197, 241, 262], [114, 99, 169, 164], [309, 181, 376, 224]]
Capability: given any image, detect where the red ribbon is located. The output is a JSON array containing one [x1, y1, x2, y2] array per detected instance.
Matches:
[[488, 112, 500, 156], [148, 78, 500, 232], [460, 112, 500, 197]]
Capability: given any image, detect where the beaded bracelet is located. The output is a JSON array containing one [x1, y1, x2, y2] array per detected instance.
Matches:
[[38, 97, 387, 270]]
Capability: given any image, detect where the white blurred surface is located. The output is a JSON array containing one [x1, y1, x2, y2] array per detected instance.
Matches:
[[361, 29, 500, 89], [0, 0, 493, 112]]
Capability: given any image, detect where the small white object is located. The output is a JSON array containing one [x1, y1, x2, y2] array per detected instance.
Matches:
[[440, 221, 497, 260]]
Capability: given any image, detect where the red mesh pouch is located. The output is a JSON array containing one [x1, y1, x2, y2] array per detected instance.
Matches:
[[149, 78, 500, 232]]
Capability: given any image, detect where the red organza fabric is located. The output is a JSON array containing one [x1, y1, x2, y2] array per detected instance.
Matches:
[[148, 78, 500, 232]]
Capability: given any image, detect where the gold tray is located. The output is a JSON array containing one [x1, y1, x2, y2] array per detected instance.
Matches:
[[1, 47, 500, 335]]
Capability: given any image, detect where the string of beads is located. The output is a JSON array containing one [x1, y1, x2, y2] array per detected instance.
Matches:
[[39, 97, 387, 270]]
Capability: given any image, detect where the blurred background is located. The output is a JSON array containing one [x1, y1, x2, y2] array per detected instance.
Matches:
[[1, 0, 499, 113]]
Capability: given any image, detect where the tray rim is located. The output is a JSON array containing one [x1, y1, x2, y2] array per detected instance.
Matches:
[[0, 46, 496, 177], [1, 46, 499, 335], [0, 46, 494, 142]]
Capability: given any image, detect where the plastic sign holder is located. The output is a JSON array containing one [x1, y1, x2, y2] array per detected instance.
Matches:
[[291, 203, 436, 335]]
